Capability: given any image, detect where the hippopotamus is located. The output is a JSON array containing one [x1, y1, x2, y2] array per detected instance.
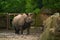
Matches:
[[12, 13, 33, 34]]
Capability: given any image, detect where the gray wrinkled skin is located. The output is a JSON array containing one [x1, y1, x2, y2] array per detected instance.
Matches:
[[12, 13, 33, 34]]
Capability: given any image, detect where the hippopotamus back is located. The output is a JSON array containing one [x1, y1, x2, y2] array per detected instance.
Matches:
[[12, 14, 27, 27], [17, 14, 27, 26], [12, 14, 22, 27]]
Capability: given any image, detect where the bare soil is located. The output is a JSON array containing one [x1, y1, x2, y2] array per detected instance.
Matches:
[[0, 27, 42, 40]]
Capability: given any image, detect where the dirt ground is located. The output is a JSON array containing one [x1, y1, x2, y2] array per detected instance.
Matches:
[[0, 27, 42, 40], [0, 33, 39, 40]]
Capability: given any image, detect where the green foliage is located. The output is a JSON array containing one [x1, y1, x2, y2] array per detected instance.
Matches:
[[1, 0, 60, 13], [33, 8, 40, 14], [0, 0, 42, 14], [42, 0, 60, 12], [0, 0, 26, 13], [25, 0, 33, 13], [25, 0, 41, 13]]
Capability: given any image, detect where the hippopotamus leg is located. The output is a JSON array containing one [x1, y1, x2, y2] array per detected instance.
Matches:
[[27, 26, 30, 34], [20, 22, 30, 35], [23, 22, 31, 34], [20, 28, 23, 34], [14, 26, 20, 34]]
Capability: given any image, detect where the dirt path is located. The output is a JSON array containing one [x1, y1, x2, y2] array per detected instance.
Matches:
[[0, 32, 40, 40], [0, 27, 42, 40]]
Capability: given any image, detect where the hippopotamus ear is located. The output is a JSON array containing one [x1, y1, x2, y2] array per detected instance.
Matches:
[[28, 13, 32, 15], [28, 13, 33, 18], [26, 13, 28, 15]]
